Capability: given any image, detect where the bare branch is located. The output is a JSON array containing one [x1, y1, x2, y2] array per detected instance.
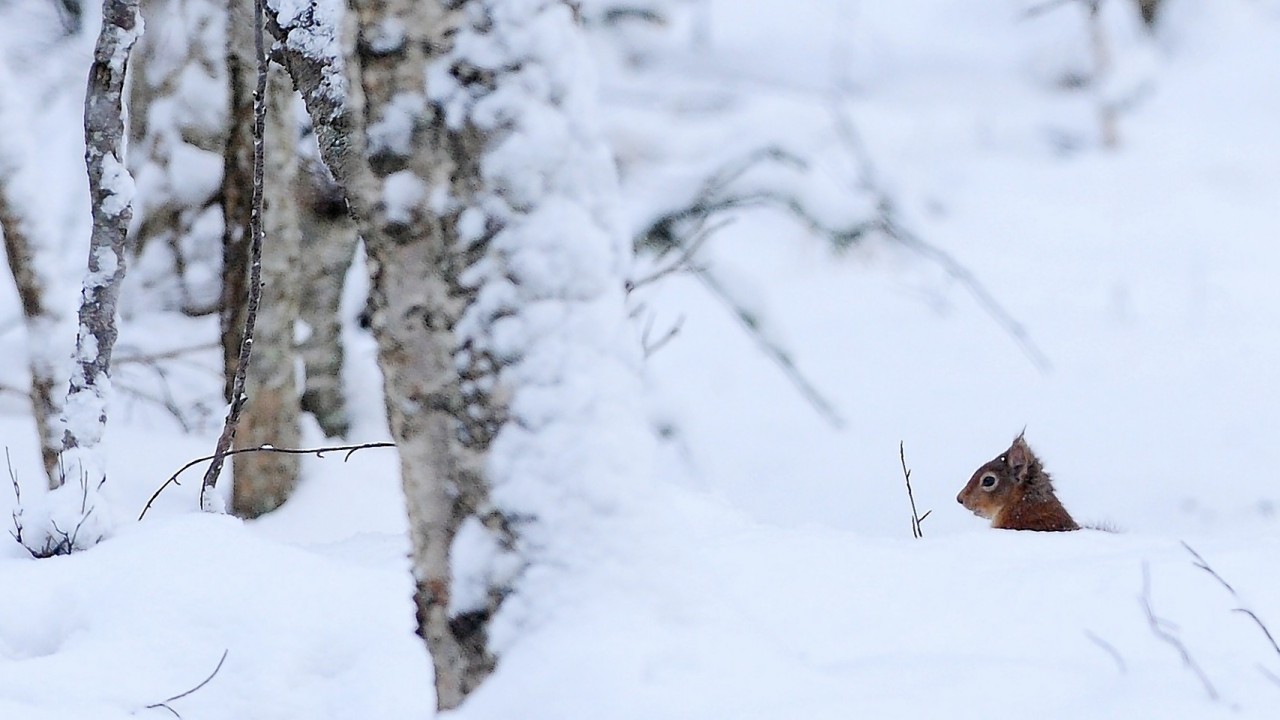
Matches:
[[144, 649, 229, 718], [641, 314, 684, 358], [200, 0, 270, 509], [628, 217, 732, 292], [1139, 562, 1220, 701], [140, 441, 396, 520]]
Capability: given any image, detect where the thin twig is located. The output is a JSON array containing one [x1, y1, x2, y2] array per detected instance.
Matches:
[[141, 441, 396, 520], [200, 0, 269, 509], [898, 441, 930, 538], [641, 314, 684, 358], [7, 447, 22, 545], [1084, 629, 1127, 675], [628, 217, 732, 292], [1139, 562, 1220, 701], [144, 649, 229, 718]]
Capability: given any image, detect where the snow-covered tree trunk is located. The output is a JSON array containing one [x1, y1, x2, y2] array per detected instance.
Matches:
[[0, 61, 67, 488], [223, 0, 302, 516], [270, 0, 650, 707], [296, 149, 356, 438], [35, 0, 144, 555]]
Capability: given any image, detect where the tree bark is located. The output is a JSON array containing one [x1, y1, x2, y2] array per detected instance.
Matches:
[[220, 0, 256, 402], [223, 0, 302, 517], [232, 61, 302, 517]]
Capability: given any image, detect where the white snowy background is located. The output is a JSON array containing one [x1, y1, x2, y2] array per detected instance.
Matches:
[[2, 0, 1279, 718]]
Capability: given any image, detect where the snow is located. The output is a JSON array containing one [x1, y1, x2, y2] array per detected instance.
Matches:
[[97, 153, 135, 219], [1, 0, 1279, 718], [381, 170, 427, 226]]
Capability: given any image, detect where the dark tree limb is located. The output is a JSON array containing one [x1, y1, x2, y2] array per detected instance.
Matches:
[[141, 441, 395, 520], [200, 0, 269, 509]]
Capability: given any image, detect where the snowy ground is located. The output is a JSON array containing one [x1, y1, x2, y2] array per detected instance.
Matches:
[[3, 0, 1280, 718]]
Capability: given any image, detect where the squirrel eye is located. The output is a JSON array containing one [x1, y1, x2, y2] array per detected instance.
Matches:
[[980, 474, 998, 489]]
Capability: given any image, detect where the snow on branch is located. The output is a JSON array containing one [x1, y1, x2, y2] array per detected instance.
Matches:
[[262, 0, 370, 217]]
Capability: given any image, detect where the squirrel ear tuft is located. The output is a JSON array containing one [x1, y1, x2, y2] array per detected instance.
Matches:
[[1006, 434, 1033, 476]]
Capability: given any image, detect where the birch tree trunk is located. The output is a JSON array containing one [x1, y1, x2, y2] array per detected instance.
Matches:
[[225, 0, 302, 517], [25, 0, 145, 556], [269, 0, 649, 707], [63, 0, 143, 478]]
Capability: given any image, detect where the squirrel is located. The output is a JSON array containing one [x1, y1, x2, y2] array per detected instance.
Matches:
[[956, 434, 1079, 531]]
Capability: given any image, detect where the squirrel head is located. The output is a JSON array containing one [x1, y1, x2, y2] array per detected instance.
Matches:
[[956, 433, 1054, 521]]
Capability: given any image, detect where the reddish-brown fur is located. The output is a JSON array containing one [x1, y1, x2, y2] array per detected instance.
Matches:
[[956, 434, 1078, 532]]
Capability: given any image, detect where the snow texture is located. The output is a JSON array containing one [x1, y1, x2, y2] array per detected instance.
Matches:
[[430, 1, 656, 623]]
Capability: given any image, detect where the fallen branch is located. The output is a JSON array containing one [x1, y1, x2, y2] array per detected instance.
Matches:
[[139, 441, 396, 520]]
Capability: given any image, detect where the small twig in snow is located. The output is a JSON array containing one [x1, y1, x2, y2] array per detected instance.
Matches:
[[140, 441, 396, 520], [1139, 562, 1220, 702], [898, 441, 931, 539], [144, 649, 229, 719]]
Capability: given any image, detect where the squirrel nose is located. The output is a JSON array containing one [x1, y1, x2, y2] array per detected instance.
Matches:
[[956, 494, 964, 504]]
